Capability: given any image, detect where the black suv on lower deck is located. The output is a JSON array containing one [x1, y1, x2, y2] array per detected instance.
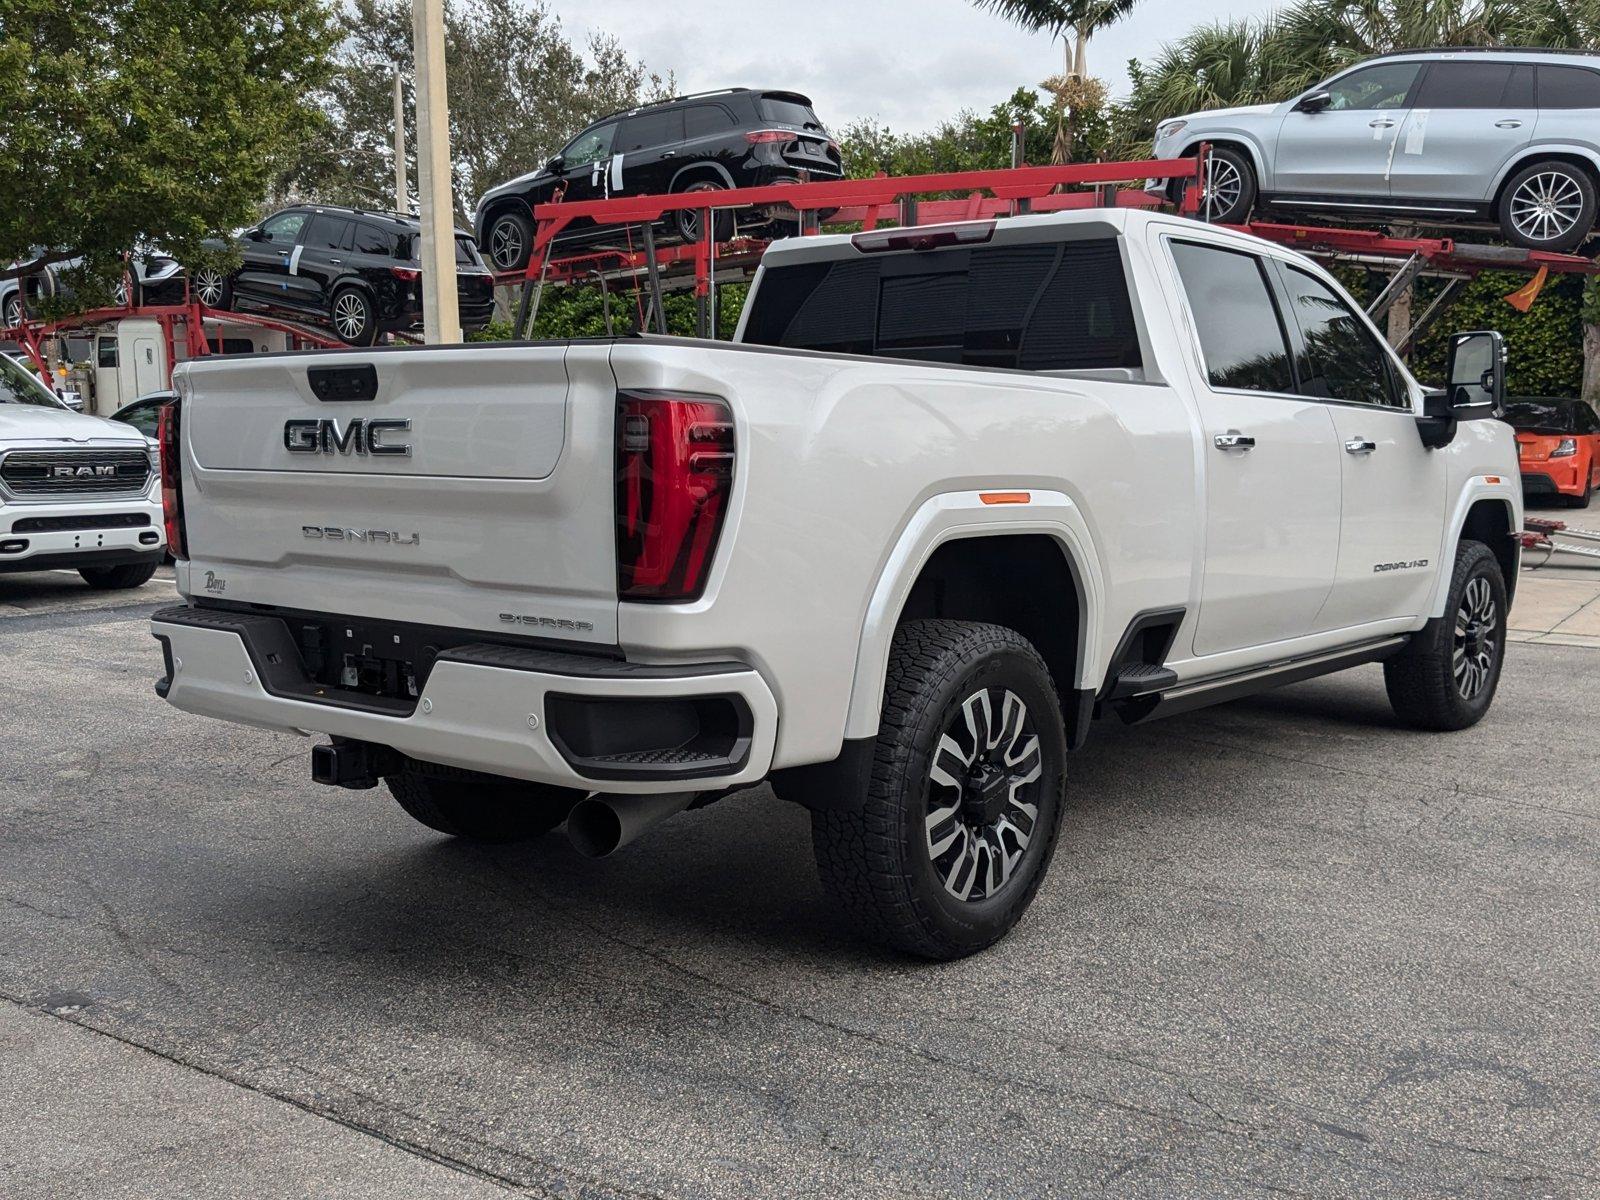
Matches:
[[191, 206, 495, 345], [473, 88, 842, 271]]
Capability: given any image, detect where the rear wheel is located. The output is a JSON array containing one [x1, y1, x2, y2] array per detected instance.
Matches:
[[330, 286, 377, 346], [1384, 540, 1507, 731], [2, 290, 21, 327], [78, 562, 158, 590], [486, 210, 534, 272], [674, 179, 736, 243], [1498, 160, 1597, 252], [1566, 477, 1593, 509], [811, 619, 1067, 960], [387, 765, 582, 843]]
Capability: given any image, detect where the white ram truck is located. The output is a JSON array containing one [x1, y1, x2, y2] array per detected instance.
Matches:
[[151, 210, 1520, 959], [0, 352, 164, 587]]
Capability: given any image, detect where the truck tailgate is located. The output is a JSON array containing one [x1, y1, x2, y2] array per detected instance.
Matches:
[[177, 342, 620, 643]]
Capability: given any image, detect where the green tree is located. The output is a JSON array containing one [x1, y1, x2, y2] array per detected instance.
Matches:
[[292, 0, 669, 222], [970, 0, 1140, 159], [0, 0, 336, 303]]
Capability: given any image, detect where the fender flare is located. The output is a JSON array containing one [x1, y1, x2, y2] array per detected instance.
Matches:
[[669, 160, 737, 193], [1426, 478, 1521, 618], [841, 489, 1105, 742], [1489, 145, 1600, 198], [1179, 136, 1270, 189]]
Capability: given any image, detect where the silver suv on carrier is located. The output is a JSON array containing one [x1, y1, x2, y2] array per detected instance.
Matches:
[[1149, 48, 1600, 252]]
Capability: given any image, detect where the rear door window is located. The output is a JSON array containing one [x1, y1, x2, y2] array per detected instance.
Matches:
[[1411, 62, 1516, 108], [1537, 65, 1600, 108], [618, 109, 685, 153], [742, 238, 1142, 372], [1169, 241, 1295, 394], [302, 215, 350, 252]]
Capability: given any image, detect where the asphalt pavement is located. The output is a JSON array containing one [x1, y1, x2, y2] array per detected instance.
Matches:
[[1, 564, 1597, 1199]]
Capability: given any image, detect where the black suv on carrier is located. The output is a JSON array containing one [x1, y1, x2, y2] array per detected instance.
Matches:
[[192, 206, 495, 345], [474, 89, 841, 271]]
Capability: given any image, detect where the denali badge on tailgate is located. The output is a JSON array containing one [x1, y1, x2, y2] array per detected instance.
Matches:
[[284, 417, 412, 457]]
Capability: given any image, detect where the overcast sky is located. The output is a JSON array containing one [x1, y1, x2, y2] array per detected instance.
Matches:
[[566, 0, 1285, 133]]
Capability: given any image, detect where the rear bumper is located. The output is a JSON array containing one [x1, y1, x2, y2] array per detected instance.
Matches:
[[150, 606, 779, 794], [1521, 468, 1583, 497]]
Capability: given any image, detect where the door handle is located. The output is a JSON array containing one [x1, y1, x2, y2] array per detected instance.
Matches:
[[1345, 437, 1377, 454], [1494, 119, 1523, 129], [328, 258, 342, 265], [661, 150, 677, 158], [1214, 431, 1255, 451], [1368, 118, 1396, 129]]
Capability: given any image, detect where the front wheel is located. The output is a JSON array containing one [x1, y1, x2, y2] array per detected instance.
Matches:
[[78, 562, 158, 590], [811, 619, 1067, 960], [2, 290, 21, 327], [387, 765, 581, 843], [1192, 146, 1256, 224], [1384, 540, 1508, 731], [486, 210, 534, 272], [1498, 160, 1597, 252]]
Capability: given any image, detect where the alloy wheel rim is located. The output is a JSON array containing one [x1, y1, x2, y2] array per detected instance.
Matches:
[[1204, 158, 1243, 217], [195, 269, 224, 306], [925, 687, 1044, 903], [2, 295, 17, 325], [1453, 575, 1499, 700], [491, 220, 523, 269], [1509, 172, 1584, 243], [334, 293, 368, 340]]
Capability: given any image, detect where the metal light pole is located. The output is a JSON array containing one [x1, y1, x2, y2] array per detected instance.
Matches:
[[392, 71, 408, 214], [411, 0, 460, 344]]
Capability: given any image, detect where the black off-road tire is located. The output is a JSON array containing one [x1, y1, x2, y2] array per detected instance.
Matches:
[[811, 619, 1068, 960], [78, 562, 159, 590], [1384, 540, 1508, 732], [387, 764, 582, 844]]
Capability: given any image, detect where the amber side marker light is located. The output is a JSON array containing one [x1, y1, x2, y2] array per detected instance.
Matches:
[[1485, 475, 1503, 485], [980, 491, 1031, 505]]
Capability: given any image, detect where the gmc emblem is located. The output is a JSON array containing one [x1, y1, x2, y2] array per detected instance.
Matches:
[[51, 464, 117, 478], [283, 417, 412, 457]]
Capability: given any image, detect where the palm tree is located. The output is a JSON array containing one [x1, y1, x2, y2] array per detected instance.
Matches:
[[971, 0, 1143, 160]]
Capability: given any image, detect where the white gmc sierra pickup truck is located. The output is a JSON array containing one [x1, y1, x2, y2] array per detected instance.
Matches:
[[151, 209, 1520, 959], [0, 352, 165, 587]]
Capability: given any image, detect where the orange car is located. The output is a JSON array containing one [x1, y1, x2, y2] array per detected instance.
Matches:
[[1507, 397, 1600, 509]]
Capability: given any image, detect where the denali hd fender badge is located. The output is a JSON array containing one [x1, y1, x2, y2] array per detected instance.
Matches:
[[284, 417, 412, 457], [1374, 559, 1429, 573], [303, 526, 420, 545], [500, 612, 595, 633]]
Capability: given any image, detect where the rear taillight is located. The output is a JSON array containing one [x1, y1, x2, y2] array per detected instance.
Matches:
[[156, 400, 186, 559], [1552, 437, 1578, 457], [390, 266, 421, 282], [745, 130, 798, 144], [615, 392, 734, 602]]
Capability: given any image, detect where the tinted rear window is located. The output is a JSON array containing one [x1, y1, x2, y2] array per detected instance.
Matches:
[[685, 105, 737, 137], [1538, 65, 1600, 108], [455, 236, 482, 265], [758, 95, 822, 128], [303, 215, 350, 251], [1504, 400, 1577, 432], [1412, 62, 1520, 109], [741, 238, 1142, 372], [618, 109, 685, 151]]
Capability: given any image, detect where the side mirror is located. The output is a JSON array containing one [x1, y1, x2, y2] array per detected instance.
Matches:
[[246, 228, 268, 242], [544, 155, 565, 173], [1294, 91, 1332, 114], [1445, 329, 1505, 417]]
